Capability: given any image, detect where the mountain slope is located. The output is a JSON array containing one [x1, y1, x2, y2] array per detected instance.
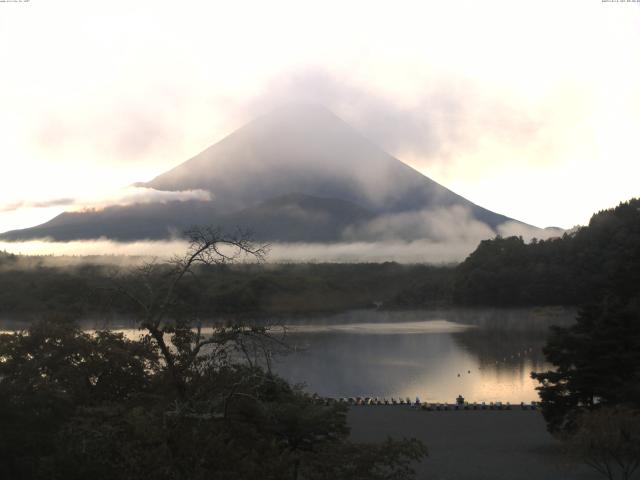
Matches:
[[0, 201, 219, 242], [221, 193, 375, 242], [1, 104, 528, 242], [145, 103, 512, 225], [0, 194, 374, 242]]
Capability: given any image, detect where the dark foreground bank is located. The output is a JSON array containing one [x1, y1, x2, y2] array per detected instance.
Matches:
[[348, 407, 601, 480]]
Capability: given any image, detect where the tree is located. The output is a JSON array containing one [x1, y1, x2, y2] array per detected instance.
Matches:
[[453, 197, 640, 307], [110, 225, 273, 396], [566, 407, 640, 480], [0, 315, 158, 480], [532, 297, 640, 434]]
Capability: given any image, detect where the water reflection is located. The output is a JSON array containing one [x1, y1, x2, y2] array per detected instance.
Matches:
[[0, 308, 576, 403], [272, 308, 576, 403]]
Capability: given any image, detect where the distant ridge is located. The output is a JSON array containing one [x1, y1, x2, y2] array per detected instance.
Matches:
[[1, 104, 532, 242]]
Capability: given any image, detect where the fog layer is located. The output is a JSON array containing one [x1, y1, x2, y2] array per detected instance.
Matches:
[[0, 218, 561, 265]]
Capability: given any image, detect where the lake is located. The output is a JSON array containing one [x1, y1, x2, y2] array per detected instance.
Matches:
[[0, 307, 575, 404], [271, 308, 574, 403]]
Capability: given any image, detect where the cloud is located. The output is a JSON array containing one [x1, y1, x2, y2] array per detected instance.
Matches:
[[269, 241, 474, 264], [0, 211, 561, 265], [35, 99, 180, 163], [67, 186, 212, 212], [497, 221, 564, 242], [343, 205, 494, 243], [0, 187, 211, 216], [0, 238, 465, 264], [242, 68, 546, 175], [0, 198, 75, 213]]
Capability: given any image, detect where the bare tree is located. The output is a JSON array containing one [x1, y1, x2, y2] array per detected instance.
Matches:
[[111, 226, 279, 396], [566, 406, 640, 480]]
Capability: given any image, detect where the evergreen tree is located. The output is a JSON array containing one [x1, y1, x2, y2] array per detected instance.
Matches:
[[532, 297, 640, 434]]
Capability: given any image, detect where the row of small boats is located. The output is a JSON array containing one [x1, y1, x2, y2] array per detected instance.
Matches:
[[314, 395, 540, 410], [415, 401, 539, 411]]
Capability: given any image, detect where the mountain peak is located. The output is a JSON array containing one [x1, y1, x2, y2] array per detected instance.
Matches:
[[242, 102, 355, 147], [1, 106, 524, 242], [138, 104, 518, 227], [144, 104, 433, 212], [264, 102, 337, 119]]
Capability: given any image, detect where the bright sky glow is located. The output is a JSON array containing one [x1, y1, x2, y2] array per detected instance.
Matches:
[[0, 0, 639, 233]]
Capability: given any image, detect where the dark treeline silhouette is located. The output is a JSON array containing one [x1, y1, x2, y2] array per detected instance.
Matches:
[[525, 200, 640, 478], [453, 198, 640, 306], [532, 297, 640, 433], [0, 260, 453, 318]]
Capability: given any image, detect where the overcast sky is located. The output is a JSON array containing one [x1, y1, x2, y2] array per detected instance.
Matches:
[[1, 0, 639, 234]]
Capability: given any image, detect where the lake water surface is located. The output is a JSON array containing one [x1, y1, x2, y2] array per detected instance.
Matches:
[[270, 308, 575, 403], [0, 308, 575, 404]]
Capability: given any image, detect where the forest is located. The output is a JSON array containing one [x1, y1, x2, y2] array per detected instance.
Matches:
[[0, 258, 453, 318], [452, 198, 640, 306]]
